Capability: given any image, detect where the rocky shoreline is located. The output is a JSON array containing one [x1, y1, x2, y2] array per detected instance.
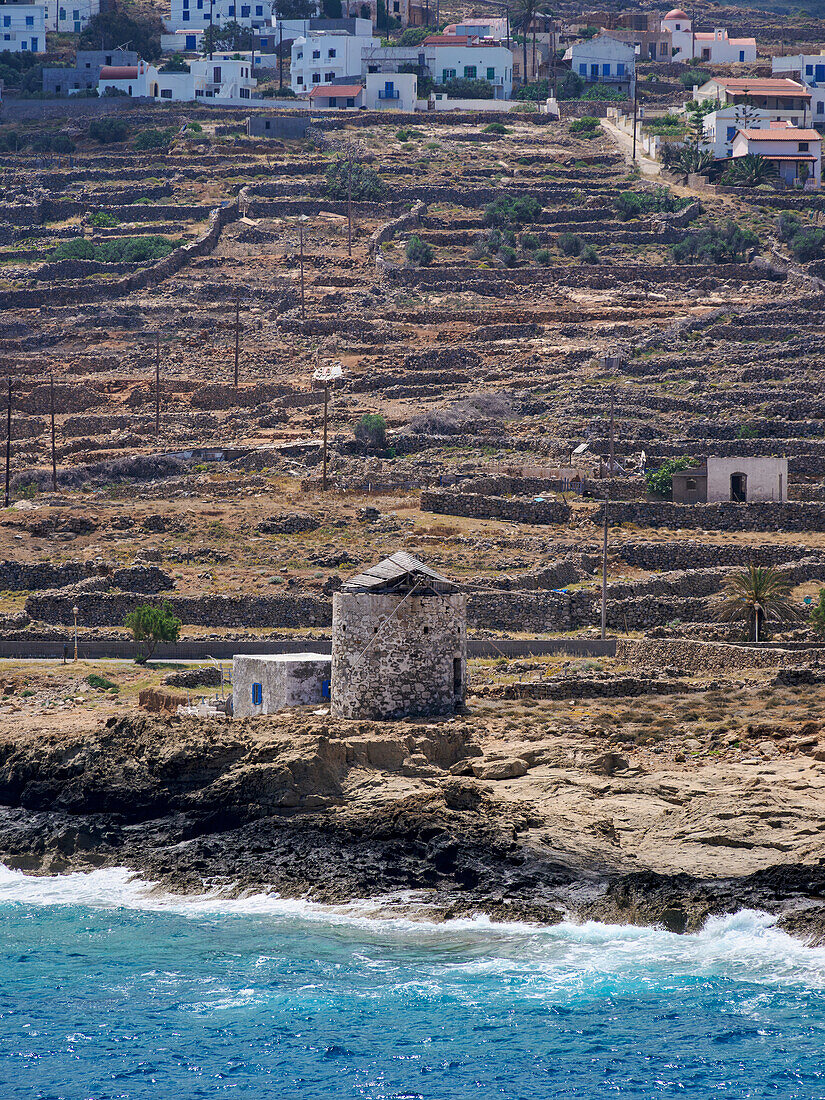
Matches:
[[1, 710, 824, 942]]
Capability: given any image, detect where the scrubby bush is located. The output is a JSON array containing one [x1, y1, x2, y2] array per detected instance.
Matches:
[[520, 233, 538, 251], [325, 158, 386, 201], [569, 116, 599, 134], [535, 248, 550, 265], [125, 602, 181, 663], [614, 187, 690, 220], [443, 77, 494, 99], [354, 413, 387, 453], [50, 239, 96, 261], [778, 212, 825, 262], [514, 79, 549, 101], [133, 127, 175, 150], [582, 85, 626, 102], [90, 211, 120, 227], [405, 234, 433, 266], [499, 244, 517, 266], [671, 221, 759, 264], [645, 457, 695, 498], [483, 195, 542, 227], [581, 243, 599, 264], [483, 122, 509, 135], [679, 68, 711, 89], [558, 232, 582, 256], [556, 70, 584, 100], [51, 235, 178, 263], [89, 117, 129, 144], [395, 129, 409, 141]]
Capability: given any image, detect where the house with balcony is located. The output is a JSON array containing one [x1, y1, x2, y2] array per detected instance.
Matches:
[[291, 28, 378, 94], [660, 9, 755, 64], [362, 35, 512, 99], [694, 77, 813, 127], [771, 52, 825, 125], [98, 56, 256, 103], [0, 3, 46, 53], [365, 70, 416, 109], [567, 34, 635, 99], [165, 0, 270, 34], [699, 105, 771, 159], [731, 120, 821, 189]]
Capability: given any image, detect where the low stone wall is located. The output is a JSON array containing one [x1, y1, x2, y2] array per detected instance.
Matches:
[[617, 539, 825, 571], [422, 489, 570, 525], [369, 199, 427, 257], [616, 637, 825, 671], [25, 591, 330, 628], [478, 675, 703, 699], [595, 501, 825, 533]]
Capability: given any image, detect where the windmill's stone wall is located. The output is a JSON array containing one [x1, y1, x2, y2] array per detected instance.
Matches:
[[331, 591, 467, 720]]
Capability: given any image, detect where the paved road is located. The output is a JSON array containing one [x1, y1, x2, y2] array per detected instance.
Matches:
[[0, 638, 617, 661]]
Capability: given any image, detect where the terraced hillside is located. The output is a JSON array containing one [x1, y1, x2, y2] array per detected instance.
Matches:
[[0, 106, 824, 646]]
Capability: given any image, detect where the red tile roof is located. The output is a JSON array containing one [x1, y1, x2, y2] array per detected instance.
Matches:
[[99, 66, 139, 79], [714, 77, 810, 97], [308, 84, 364, 98], [739, 127, 821, 140]]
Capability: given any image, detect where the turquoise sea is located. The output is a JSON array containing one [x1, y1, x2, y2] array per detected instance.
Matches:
[[1, 864, 824, 1099]]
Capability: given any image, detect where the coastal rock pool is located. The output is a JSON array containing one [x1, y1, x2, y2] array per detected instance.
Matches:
[[1, 865, 824, 1099]]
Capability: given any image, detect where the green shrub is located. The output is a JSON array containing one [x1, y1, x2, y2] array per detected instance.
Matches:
[[558, 232, 582, 256], [186, 121, 203, 132], [483, 195, 542, 227], [406, 234, 433, 266], [569, 116, 599, 134], [535, 248, 550, 265], [50, 239, 96, 261], [499, 244, 517, 266], [90, 211, 120, 227], [614, 187, 690, 220], [395, 129, 409, 141], [737, 425, 758, 439], [582, 85, 626, 102], [88, 117, 129, 144], [779, 213, 825, 263], [483, 122, 509, 135], [679, 68, 712, 89], [645, 457, 695, 498], [581, 243, 599, 264], [133, 127, 175, 150], [51, 235, 177, 264], [671, 221, 760, 264], [521, 233, 538, 251], [444, 77, 494, 99], [514, 79, 549, 101], [324, 158, 386, 201], [556, 71, 584, 100], [86, 673, 119, 692], [354, 413, 387, 453]]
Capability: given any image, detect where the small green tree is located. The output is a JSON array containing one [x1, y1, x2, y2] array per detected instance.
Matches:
[[644, 457, 694, 498], [89, 117, 129, 144], [124, 601, 181, 663], [324, 159, 386, 201], [406, 235, 433, 265], [810, 588, 825, 635], [354, 413, 387, 453]]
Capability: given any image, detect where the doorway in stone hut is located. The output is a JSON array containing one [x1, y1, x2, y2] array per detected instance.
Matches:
[[730, 472, 747, 502]]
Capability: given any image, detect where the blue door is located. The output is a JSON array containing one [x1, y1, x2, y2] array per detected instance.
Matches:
[[185, 34, 196, 48], [816, 64, 825, 82]]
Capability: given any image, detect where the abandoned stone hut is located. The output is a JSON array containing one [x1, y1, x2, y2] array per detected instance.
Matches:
[[672, 456, 788, 504], [331, 552, 467, 721]]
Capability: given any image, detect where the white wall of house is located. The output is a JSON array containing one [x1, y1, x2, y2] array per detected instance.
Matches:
[[695, 79, 812, 126], [166, 0, 270, 35], [99, 56, 256, 102], [731, 125, 821, 188], [661, 13, 755, 63], [365, 70, 416, 110], [569, 35, 635, 97], [424, 42, 512, 98], [771, 53, 825, 124], [700, 105, 770, 159], [45, 0, 98, 33], [0, 4, 46, 53], [706, 457, 788, 503], [291, 30, 378, 93]]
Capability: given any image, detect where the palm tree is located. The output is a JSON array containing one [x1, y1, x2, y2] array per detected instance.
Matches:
[[715, 564, 799, 642], [676, 146, 715, 175], [723, 153, 778, 188], [510, 0, 538, 87]]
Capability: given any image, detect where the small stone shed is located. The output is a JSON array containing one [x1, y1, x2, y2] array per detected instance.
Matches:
[[672, 456, 788, 504], [331, 552, 467, 720], [232, 653, 331, 718]]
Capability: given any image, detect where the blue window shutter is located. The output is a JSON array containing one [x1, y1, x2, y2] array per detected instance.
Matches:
[[252, 683, 262, 706], [578, 63, 586, 75]]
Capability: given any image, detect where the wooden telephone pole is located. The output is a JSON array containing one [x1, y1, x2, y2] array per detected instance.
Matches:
[[4, 378, 11, 508], [155, 332, 161, 435], [608, 385, 615, 481], [49, 373, 57, 492], [234, 290, 241, 389], [600, 497, 609, 640]]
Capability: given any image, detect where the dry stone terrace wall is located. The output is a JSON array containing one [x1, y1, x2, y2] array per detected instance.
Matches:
[[422, 490, 570, 525], [592, 501, 825, 533], [617, 638, 825, 672], [616, 540, 825, 571]]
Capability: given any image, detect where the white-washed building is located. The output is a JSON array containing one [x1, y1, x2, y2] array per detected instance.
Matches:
[[98, 56, 255, 102], [731, 121, 821, 189], [1, 3, 46, 53], [165, 0, 270, 35], [772, 53, 825, 126], [365, 69, 416, 110], [361, 34, 512, 99], [700, 105, 770, 160], [232, 653, 331, 718], [568, 34, 635, 99], [291, 28, 378, 94], [660, 8, 755, 64], [45, 0, 98, 33], [694, 78, 813, 127]]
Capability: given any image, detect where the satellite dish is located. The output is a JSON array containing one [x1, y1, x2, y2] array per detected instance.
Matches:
[[313, 363, 344, 383]]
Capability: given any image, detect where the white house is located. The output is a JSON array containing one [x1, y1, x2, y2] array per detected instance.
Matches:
[[694, 78, 813, 127], [700, 105, 771, 159], [419, 35, 512, 98], [731, 120, 821, 189], [291, 28, 378, 94], [442, 17, 508, 41], [365, 69, 415, 109], [660, 8, 755, 64], [771, 53, 825, 125], [568, 34, 635, 99], [0, 3, 45, 53], [45, 0, 98, 33], [98, 56, 255, 102], [165, 0, 271, 35]]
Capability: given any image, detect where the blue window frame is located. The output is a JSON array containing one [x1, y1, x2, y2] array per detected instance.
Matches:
[[590, 63, 599, 78], [816, 64, 825, 81], [321, 679, 330, 698], [241, 4, 250, 14], [2, 15, 9, 25], [185, 33, 196, 47], [739, 50, 744, 62], [30, 36, 37, 48], [602, 63, 610, 75], [260, 36, 267, 46], [806, 64, 813, 75], [578, 63, 586, 75], [252, 683, 262, 706], [617, 62, 625, 75], [255, 4, 262, 13], [182, 11, 190, 19], [26, 15, 34, 25], [726, 126, 735, 141]]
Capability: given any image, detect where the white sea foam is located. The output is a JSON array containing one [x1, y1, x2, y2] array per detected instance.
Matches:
[[1, 864, 824, 990]]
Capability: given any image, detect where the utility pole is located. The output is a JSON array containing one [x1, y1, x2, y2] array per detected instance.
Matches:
[[631, 78, 638, 161], [49, 372, 57, 493], [155, 332, 161, 435], [600, 497, 609, 640], [278, 19, 283, 91], [347, 147, 353, 259], [608, 385, 615, 481], [234, 290, 241, 388], [209, 0, 214, 60], [299, 217, 307, 321], [4, 378, 11, 509], [322, 381, 330, 489]]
